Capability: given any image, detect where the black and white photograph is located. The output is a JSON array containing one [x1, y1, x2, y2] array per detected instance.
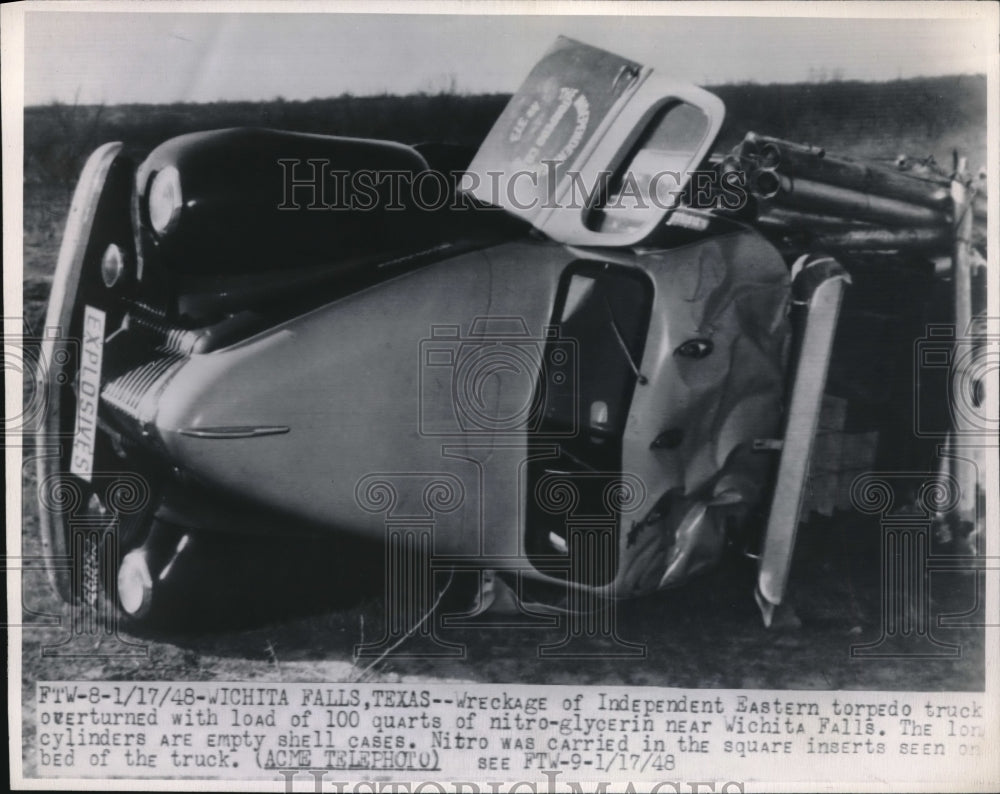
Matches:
[[4, 1, 998, 790]]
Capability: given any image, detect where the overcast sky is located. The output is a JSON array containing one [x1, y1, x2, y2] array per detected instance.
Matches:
[[23, 8, 992, 106]]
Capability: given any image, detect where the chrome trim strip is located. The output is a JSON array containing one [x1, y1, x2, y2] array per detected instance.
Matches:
[[177, 426, 290, 439]]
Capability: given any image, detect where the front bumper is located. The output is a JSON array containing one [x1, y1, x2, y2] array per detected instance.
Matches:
[[37, 142, 127, 601]]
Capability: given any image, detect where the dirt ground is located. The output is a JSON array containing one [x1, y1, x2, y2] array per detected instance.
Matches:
[[19, 491, 986, 689]]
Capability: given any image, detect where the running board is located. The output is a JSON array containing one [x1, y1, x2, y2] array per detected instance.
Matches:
[[756, 255, 851, 627]]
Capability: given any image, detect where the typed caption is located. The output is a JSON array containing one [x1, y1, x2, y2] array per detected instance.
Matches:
[[34, 682, 990, 785]]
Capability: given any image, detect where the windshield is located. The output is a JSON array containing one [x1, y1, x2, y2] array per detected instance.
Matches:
[[587, 101, 712, 233]]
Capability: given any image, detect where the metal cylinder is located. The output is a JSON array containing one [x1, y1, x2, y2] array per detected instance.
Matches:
[[756, 205, 877, 231], [811, 227, 952, 252], [750, 172, 950, 228], [741, 134, 952, 208], [744, 132, 825, 161]]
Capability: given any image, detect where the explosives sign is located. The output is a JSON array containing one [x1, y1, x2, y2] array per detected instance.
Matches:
[[69, 306, 105, 482]]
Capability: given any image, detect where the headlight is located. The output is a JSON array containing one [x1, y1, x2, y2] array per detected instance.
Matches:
[[148, 166, 183, 235], [100, 243, 127, 288], [117, 549, 153, 617]]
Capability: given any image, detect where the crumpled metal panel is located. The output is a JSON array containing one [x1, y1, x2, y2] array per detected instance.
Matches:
[[617, 229, 791, 595]]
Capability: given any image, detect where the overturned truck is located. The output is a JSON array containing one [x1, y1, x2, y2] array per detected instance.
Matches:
[[34, 37, 989, 632]]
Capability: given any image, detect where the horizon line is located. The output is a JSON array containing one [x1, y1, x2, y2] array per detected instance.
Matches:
[[22, 71, 988, 110]]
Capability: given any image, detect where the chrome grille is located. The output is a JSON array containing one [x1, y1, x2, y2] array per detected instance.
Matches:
[[128, 312, 202, 356], [102, 353, 186, 426]]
